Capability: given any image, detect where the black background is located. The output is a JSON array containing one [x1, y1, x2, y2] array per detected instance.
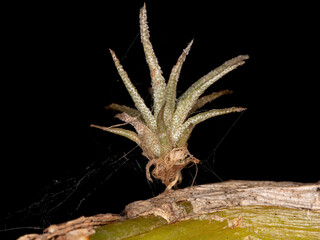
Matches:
[[2, 1, 319, 239]]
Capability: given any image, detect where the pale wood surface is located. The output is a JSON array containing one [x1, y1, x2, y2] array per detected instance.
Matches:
[[18, 180, 320, 240], [125, 180, 320, 222]]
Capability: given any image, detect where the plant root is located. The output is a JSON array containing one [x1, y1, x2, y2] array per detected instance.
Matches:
[[145, 147, 200, 190]]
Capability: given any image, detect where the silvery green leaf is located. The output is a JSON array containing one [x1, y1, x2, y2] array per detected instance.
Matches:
[[109, 49, 157, 132]]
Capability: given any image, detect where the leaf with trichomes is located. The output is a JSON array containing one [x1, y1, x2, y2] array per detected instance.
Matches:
[[91, 3, 248, 190]]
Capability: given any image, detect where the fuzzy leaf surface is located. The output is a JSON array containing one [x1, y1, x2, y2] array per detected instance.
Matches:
[[116, 113, 162, 158], [174, 107, 246, 142], [106, 103, 141, 118], [188, 89, 233, 116], [139, 3, 166, 119], [109, 49, 157, 132], [90, 124, 141, 145], [172, 55, 249, 138], [164, 40, 193, 127]]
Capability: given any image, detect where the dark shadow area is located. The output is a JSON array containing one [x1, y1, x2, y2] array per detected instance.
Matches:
[[2, 1, 319, 239]]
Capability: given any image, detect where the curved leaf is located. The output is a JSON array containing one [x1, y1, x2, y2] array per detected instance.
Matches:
[[172, 55, 249, 137], [116, 113, 162, 159], [188, 89, 233, 116], [177, 55, 248, 104], [106, 103, 140, 118], [174, 107, 246, 142], [90, 124, 141, 146]]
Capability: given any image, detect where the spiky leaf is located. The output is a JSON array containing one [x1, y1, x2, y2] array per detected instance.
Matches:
[[109, 49, 157, 132], [177, 55, 249, 104], [90, 124, 141, 146], [172, 55, 249, 137], [174, 107, 246, 142], [156, 103, 172, 155], [106, 103, 140, 118], [164, 40, 193, 127], [116, 113, 162, 159], [188, 89, 233, 116], [139, 3, 166, 119]]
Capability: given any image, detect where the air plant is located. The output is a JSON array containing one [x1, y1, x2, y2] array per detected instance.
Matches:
[[91, 3, 248, 190]]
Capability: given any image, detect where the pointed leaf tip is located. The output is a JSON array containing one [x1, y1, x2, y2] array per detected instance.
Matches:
[[139, 2, 166, 119], [174, 106, 246, 142], [173, 54, 249, 131], [164, 39, 194, 126], [109, 47, 157, 132]]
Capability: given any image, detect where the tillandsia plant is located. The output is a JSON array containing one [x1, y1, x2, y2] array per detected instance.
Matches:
[[91, 3, 249, 190]]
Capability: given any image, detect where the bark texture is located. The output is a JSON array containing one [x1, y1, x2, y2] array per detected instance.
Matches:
[[18, 180, 320, 240], [124, 180, 320, 222]]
